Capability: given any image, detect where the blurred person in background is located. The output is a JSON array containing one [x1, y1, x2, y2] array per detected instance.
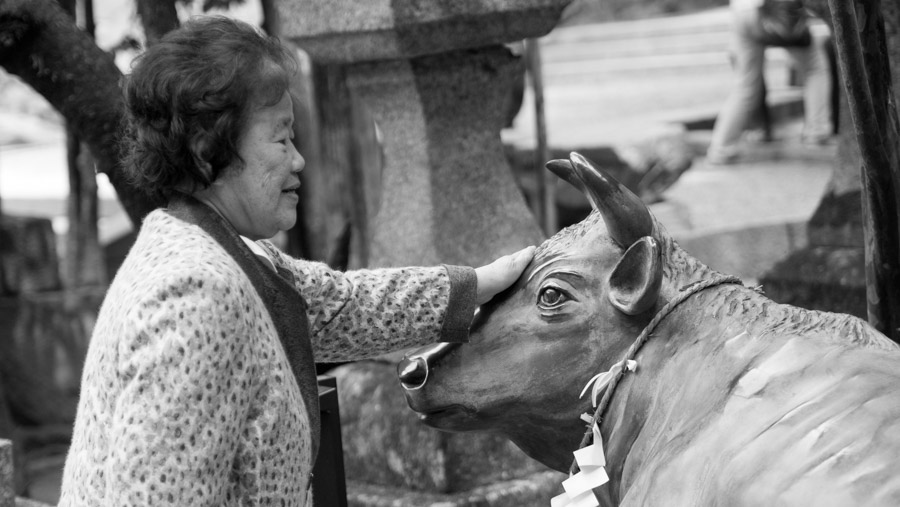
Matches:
[[707, 0, 834, 164]]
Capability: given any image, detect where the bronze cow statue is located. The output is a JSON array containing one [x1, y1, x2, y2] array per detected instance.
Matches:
[[398, 152, 900, 506]]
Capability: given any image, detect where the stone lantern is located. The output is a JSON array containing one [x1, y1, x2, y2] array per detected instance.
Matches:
[[277, 1, 573, 503]]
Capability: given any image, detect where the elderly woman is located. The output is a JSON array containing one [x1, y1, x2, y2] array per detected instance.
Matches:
[[58, 16, 533, 506]]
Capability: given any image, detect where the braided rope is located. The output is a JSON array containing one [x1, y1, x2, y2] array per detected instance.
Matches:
[[568, 275, 743, 476]]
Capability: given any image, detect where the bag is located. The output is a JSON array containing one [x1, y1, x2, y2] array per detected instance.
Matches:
[[752, 0, 811, 47]]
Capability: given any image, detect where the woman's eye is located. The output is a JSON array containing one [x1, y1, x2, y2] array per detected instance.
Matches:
[[538, 287, 568, 307]]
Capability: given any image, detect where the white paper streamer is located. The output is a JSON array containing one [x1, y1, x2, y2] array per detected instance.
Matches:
[[578, 359, 637, 407], [556, 361, 638, 506], [573, 437, 605, 468], [551, 488, 600, 507], [550, 423, 610, 507], [562, 465, 609, 496]]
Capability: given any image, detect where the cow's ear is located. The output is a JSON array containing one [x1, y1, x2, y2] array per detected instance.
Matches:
[[608, 236, 662, 315]]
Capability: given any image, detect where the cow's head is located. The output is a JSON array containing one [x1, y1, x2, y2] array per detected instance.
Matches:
[[398, 152, 718, 472]]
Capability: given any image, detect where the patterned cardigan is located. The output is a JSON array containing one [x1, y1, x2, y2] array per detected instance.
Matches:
[[58, 204, 477, 506]]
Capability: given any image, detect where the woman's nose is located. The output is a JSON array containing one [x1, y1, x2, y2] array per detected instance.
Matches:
[[291, 142, 305, 173]]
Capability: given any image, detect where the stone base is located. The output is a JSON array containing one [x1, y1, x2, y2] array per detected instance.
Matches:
[[347, 470, 564, 507], [0, 216, 60, 295], [0, 288, 105, 426], [760, 186, 868, 321], [760, 245, 866, 320], [805, 191, 864, 248], [16, 498, 53, 507]]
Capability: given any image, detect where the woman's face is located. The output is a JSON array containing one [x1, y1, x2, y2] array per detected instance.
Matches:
[[197, 91, 305, 240]]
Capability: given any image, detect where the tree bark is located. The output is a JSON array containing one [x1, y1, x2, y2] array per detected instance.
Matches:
[[0, 0, 162, 225], [828, 0, 900, 341], [54, 0, 107, 288], [260, 0, 280, 36], [64, 138, 106, 288]]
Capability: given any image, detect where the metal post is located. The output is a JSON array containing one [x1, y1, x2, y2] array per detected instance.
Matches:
[[525, 38, 557, 235], [312, 376, 348, 506]]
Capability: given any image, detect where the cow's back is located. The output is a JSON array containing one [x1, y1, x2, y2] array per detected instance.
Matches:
[[721, 340, 899, 506], [620, 299, 900, 507]]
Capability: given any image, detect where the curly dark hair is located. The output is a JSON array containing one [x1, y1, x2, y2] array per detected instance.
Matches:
[[121, 16, 298, 202]]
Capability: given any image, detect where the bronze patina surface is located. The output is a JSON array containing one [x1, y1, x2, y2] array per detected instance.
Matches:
[[400, 152, 900, 506]]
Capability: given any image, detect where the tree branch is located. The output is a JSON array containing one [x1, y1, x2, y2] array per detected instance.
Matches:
[[0, 0, 162, 225]]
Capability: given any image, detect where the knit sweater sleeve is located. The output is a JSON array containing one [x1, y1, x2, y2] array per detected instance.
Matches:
[[258, 243, 476, 362], [103, 269, 255, 505]]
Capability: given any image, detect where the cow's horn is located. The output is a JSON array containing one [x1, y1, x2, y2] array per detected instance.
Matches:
[[546, 152, 653, 247]]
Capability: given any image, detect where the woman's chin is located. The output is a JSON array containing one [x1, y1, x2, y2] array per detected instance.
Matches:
[[277, 212, 298, 233]]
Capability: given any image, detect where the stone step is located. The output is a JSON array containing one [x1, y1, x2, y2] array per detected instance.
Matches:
[[539, 27, 730, 62], [538, 49, 795, 84], [547, 7, 732, 45], [536, 7, 797, 83], [539, 37, 796, 67]]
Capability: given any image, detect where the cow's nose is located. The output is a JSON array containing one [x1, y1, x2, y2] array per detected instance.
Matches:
[[398, 356, 429, 390], [398, 342, 458, 390]]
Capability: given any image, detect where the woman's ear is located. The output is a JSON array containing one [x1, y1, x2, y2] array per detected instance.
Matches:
[[189, 135, 214, 182], [608, 236, 662, 315]]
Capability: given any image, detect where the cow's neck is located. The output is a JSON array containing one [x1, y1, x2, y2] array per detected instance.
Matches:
[[597, 280, 777, 504]]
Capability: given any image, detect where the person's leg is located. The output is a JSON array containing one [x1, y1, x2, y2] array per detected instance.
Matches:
[[708, 9, 767, 163], [788, 20, 834, 143]]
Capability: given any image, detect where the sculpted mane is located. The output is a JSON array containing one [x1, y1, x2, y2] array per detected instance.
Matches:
[[534, 211, 612, 258], [655, 219, 721, 291], [657, 216, 893, 351], [704, 285, 895, 351]]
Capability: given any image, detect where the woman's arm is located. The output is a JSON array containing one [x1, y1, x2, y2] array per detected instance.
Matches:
[[261, 250, 470, 361], [258, 243, 533, 362]]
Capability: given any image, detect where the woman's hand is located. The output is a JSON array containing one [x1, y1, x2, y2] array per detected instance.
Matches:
[[474, 246, 536, 305]]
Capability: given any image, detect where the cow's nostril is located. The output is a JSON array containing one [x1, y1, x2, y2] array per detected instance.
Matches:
[[398, 356, 428, 390]]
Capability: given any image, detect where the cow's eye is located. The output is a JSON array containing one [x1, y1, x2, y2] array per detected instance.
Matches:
[[538, 286, 568, 308]]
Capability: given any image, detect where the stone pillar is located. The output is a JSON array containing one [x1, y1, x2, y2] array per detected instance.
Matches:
[[277, 1, 571, 503], [346, 47, 542, 267]]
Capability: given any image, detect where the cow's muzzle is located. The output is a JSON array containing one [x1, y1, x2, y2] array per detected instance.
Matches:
[[398, 342, 458, 391]]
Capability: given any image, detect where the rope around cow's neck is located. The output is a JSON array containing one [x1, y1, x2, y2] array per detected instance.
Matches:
[[568, 274, 744, 476]]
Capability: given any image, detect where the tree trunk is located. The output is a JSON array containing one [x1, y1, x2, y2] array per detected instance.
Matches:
[[807, 0, 900, 340], [259, 0, 280, 36], [54, 0, 107, 289], [64, 137, 106, 288], [305, 65, 356, 267], [304, 64, 381, 269], [136, 0, 179, 46], [828, 0, 900, 341], [0, 0, 162, 225]]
